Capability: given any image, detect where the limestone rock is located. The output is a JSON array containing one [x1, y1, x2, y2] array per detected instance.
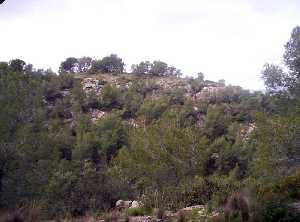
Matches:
[[82, 78, 102, 94], [130, 200, 143, 209], [129, 216, 152, 222], [115, 200, 132, 209], [90, 109, 106, 122], [181, 205, 205, 211], [116, 200, 124, 208], [124, 201, 133, 208]]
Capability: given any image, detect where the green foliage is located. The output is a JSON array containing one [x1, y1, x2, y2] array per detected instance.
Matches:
[[131, 61, 152, 74], [130, 78, 159, 98], [113, 115, 208, 209], [1, 25, 300, 221], [9, 59, 26, 72], [284, 26, 300, 77], [262, 64, 287, 95], [150, 60, 169, 76], [248, 114, 300, 183], [45, 160, 110, 217], [94, 114, 128, 162], [188, 77, 205, 94], [91, 54, 124, 74], [126, 207, 152, 216], [137, 97, 169, 124], [131, 60, 182, 76], [59, 73, 75, 89], [204, 105, 231, 139], [77, 57, 92, 73], [100, 84, 123, 109], [59, 57, 78, 73], [59, 57, 92, 74], [122, 89, 143, 118]]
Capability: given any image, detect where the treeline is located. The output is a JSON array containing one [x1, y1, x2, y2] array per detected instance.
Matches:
[[59, 54, 182, 77], [0, 26, 299, 222]]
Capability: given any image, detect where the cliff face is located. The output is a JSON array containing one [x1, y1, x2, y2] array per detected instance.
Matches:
[[80, 73, 226, 100]]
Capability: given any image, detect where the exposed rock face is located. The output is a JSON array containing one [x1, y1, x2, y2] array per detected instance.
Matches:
[[81, 75, 225, 103], [124, 201, 133, 208], [196, 113, 205, 128], [240, 123, 256, 141], [82, 78, 102, 94], [61, 89, 71, 97], [130, 201, 143, 209], [115, 200, 132, 209], [79, 74, 238, 124], [193, 86, 226, 101], [157, 78, 177, 89], [181, 205, 205, 211], [116, 200, 124, 208], [90, 109, 106, 122], [128, 119, 140, 128]]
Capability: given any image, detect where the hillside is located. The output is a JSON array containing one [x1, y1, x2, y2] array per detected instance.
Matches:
[[48, 72, 247, 125], [0, 26, 300, 222]]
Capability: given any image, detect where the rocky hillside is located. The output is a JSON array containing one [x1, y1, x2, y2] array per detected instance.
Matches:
[[1, 25, 300, 222], [46, 72, 246, 126]]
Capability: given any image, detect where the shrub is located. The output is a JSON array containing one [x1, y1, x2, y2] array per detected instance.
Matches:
[[177, 210, 187, 222], [260, 201, 291, 222], [104, 210, 123, 222], [126, 207, 152, 217], [0, 202, 44, 222], [100, 84, 123, 109], [224, 193, 249, 222], [90, 54, 124, 74]]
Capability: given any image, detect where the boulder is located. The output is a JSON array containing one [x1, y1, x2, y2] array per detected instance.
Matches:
[[116, 200, 132, 209], [124, 201, 133, 208], [116, 200, 124, 208]]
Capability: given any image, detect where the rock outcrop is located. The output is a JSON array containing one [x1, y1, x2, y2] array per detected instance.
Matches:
[[90, 109, 106, 122], [82, 78, 102, 94], [130, 200, 143, 209], [115, 200, 133, 209]]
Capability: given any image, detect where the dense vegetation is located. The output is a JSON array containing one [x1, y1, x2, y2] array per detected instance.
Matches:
[[0, 26, 300, 221]]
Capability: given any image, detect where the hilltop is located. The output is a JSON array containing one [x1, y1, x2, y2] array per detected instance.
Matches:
[[44, 71, 250, 127]]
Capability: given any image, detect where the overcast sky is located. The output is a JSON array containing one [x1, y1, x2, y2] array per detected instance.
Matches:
[[0, 0, 299, 90]]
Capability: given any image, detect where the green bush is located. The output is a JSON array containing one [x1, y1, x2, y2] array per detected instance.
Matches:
[[126, 207, 152, 216], [259, 201, 300, 222]]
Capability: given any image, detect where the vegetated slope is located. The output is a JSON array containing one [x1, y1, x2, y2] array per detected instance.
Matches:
[[0, 26, 300, 222], [56, 72, 253, 125]]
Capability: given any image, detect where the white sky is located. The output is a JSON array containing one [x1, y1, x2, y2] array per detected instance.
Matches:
[[0, 0, 299, 90]]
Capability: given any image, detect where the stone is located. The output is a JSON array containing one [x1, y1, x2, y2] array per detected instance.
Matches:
[[163, 210, 176, 218], [82, 78, 102, 94], [124, 201, 133, 208], [90, 109, 106, 122], [130, 200, 143, 209], [240, 123, 256, 141], [116, 200, 124, 208], [116, 200, 132, 209], [181, 205, 205, 211], [129, 216, 152, 222]]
